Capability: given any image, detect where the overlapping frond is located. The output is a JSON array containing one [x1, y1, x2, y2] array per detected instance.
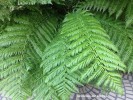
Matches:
[[0, 16, 31, 100], [0, 9, 59, 99], [26, 10, 59, 100], [39, 38, 81, 100], [40, 10, 126, 100], [77, 0, 133, 27], [126, 0, 133, 27], [97, 15, 133, 73], [28, 11, 58, 56], [63, 10, 126, 94], [1, 0, 133, 99]]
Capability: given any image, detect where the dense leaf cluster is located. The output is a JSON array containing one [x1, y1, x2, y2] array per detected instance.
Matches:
[[0, 0, 133, 100]]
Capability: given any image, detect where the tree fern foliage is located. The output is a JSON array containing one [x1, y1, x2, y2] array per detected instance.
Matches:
[[0, 9, 59, 99], [40, 11, 125, 99], [0, 0, 133, 100], [77, 0, 133, 27], [96, 15, 133, 73], [0, 16, 31, 99]]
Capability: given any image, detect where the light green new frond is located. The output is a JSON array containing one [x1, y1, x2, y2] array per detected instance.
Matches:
[[97, 15, 133, 73]]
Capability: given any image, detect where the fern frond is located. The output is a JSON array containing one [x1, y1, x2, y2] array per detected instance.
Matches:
[[0, 9, 59, 99], [77, 0, 129, 19], [25, 10, 59, 99], [77, 0, 133, 27], [64, 10, 125, 94], [28, 11, 58, 56], [126, 0, 133, 27], [0, 16, 31, 99], [39, 38, 81, 100], [96, 14, 133, 73], [33, 75, 61, 100], [40, 10, 126, 99]]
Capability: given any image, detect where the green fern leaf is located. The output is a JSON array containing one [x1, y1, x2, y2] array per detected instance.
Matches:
[[40, 10, 126, 100], [0, 16, 31, 99], [126, 0, 133, 27], [97, 15, 133, 73], [0, 9, 59, 99], [64, 10, 125, 94], [37, 37, 81, 100], [77, 0, 128, 19], [25, 10, 59, 100]]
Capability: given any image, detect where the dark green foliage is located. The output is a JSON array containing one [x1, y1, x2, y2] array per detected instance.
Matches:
[[77, 0, 133, 27], [0, 0, 133, 100], [126, 0, 133, 27]]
